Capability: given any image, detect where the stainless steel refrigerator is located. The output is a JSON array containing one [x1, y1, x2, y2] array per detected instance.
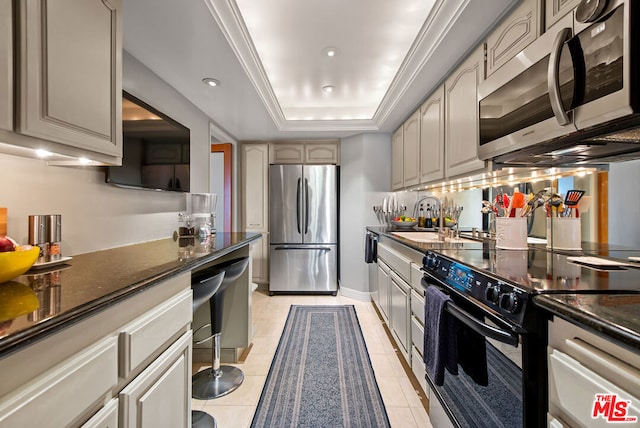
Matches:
[[269, 164, 338, 294]]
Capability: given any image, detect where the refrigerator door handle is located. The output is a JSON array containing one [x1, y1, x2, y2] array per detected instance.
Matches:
[[296, 178, 302, 234], [304, 178, 310, 234], [273, 246, 332, 252]]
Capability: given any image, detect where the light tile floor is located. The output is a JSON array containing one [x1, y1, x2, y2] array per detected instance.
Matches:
[[192, 290, 433, 428]]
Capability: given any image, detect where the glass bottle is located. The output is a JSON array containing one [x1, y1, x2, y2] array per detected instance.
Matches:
[[426, 204, 433, 228]]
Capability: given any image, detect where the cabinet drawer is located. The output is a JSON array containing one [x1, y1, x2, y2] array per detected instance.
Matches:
[[411, 346, 428, 397], [410, 263, 424, 293], [0, 336, 118, 427], [411, 289, 425, 326], [82, 398, 118, 428], [377, 243, 411, 283], [119, 331, 192, 428], [411, 314, 424, 352], [119, 288, 192, 378]]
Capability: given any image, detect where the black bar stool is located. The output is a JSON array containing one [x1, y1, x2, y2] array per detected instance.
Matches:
[[190, 268, 226, 428], [192, 257, 250, 400]]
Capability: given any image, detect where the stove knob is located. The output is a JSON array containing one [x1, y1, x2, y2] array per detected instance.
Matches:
[[484, 285, 501, 305], [499, 292, 521, 314]]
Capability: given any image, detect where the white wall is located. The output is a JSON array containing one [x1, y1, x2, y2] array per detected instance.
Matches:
[[0, 51, 216, 255], [608, 159, 640, 248], [339, 133, 391, 299]]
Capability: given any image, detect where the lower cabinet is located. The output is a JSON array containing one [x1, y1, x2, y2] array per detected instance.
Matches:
[[249, 232, 269, 284], [390, 271, 411, 360], [0, 272, 192, 428], [119, 331, 192, 428], [377, 260, 391, 322]]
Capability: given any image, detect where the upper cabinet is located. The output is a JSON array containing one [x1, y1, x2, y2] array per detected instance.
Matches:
[[242, 144, 269, 231], [391, 128, 404, 190], [0, 0, 123, 164], [16, 0, 122, 160], [444, 45, 486, 178], [269, 141, 339, 164], [485, 0, 542, 77], [419, 85, 445, 183], [402, 111, 421, 187], [545, 0, 581, 30]]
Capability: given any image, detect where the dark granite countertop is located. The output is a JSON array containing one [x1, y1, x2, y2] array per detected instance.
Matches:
[[367, 225, 640, 353], [0, 232, 261, 357], [534, 294, 640, 353]]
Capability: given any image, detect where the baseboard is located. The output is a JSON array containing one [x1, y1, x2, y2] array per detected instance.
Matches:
[[338, 284, 372, 302]]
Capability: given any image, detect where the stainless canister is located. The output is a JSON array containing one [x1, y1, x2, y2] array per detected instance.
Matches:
[[28, 215, 49, 262]]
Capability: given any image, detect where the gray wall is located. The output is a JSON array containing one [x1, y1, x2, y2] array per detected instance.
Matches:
[[0, 51, 216, 255], [339, 133, 391, 300], [608, 159, 640, 248]]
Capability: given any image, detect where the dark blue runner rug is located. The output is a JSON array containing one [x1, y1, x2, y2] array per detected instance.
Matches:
[[251, 305, 391, 428]]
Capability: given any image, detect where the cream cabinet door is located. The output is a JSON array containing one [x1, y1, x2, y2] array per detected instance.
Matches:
[[546, 0, 581, 30], [444, 46, 486, 178], [249, 233, 269, 284], [486, 0, 542, 77], [402, 111, 420, 187], [119, 331, 191, 428], [419, 85, 445, 183], [0, 0, 12, 131], [269, 143, 304, 164], [391, 127, 404, 190], [242, 144, 269, 230], [17, 0, 122, 158], [305, 143, 339, 164]]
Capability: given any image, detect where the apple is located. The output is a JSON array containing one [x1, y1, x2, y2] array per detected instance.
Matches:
[[0, 236, 16, 252]]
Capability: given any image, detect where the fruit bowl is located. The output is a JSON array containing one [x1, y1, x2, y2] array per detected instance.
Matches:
[[0, 247, 40, 283], [391, 220, 418, 229]]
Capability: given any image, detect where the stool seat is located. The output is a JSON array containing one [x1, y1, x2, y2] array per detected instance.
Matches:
[[192, 257, 249, 400], [192, 269, 225, 311]]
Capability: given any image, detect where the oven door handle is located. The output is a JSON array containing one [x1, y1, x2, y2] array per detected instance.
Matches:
[[445, 302, 519, 347]]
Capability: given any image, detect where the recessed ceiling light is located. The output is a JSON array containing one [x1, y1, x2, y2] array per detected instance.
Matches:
[[322, 85, 335, 93], [202, 78, 221, 87], [321, 47, 339, 57]]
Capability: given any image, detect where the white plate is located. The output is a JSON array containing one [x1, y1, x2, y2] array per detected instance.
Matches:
[[30, 256, 73, 270]]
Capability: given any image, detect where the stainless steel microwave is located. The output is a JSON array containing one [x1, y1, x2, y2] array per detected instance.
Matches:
[[478, 0, 640, 166]]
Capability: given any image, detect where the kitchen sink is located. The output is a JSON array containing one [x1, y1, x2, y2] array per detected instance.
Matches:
[[391, 231, 474, 244]]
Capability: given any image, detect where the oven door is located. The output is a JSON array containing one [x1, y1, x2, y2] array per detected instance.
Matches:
[[420, 275, 545, 428]]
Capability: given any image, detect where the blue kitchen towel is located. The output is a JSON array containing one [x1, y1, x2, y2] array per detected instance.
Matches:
[[423, 286, 457, 386]]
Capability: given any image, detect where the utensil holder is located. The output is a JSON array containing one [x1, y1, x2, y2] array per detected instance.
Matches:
[[495, 217, 528, 250], [546, 218, 581, 251]]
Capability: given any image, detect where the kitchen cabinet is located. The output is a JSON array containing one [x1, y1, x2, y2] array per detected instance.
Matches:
[[419, 85, 445, 183], [0, 0, 12, 131], [545, 0, 580, 30], [6, 0, 122, 164], [402, 110, 421, 187], [391, 127, 404, 190], [390, 270, 411, 361], [0, 272, 192, 427], [304, 143, 340, 164], [269, 141, 340, 165], [444, 45, 486, 178], [485, 0, 542, 77], [119, 331, 192, 428], [249, 235, 269, 284], [377, 241, 414, 365], [241, 143, 269, 284], [377, 260, 391, 322]]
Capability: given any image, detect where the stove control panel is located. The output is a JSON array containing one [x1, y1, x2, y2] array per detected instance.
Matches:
[[423, 251, 529, 325]]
